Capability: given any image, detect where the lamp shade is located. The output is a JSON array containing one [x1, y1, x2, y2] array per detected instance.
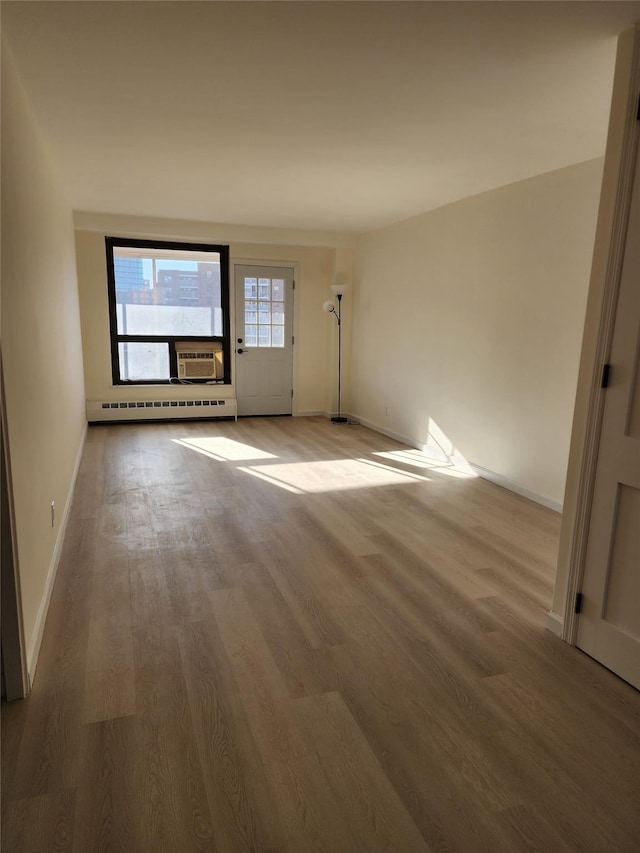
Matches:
[[323, 300, 335, 313], [331, 284, 348, 297]]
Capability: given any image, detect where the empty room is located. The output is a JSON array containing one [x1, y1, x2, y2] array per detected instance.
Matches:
[[2, 2, 639, 851]]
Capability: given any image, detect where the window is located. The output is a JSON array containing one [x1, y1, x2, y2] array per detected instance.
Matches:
[[106, 238, 230, 384], [243, 276, 286, 348]]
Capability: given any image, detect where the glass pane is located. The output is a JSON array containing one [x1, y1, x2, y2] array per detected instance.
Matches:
[[272, 279, 285, 301], [258, 279, 271, 301], [258, 307, 271, 324], [258, 325, 271, 347], [272, 302, 285, 324], [244, 300, 257, 324], [114, 251, 221, 336], [245, 325, 258, 346], [272, 325, 285, 348], [244, 278, 257, 298], [118, 342, 169, 381]]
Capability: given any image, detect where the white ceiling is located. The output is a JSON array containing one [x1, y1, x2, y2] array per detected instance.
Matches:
[[3, 1, 640, 234]]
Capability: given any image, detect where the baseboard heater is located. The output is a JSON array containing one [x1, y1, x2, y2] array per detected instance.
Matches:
[[87, 398, 237, 423]]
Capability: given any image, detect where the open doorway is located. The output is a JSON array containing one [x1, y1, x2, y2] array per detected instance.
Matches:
[[557, 26, 640, 690]]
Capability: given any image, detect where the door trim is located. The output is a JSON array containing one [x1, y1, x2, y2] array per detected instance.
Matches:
[[562, 27, 640, 644], [231, 258, 299, 412], [1, 354, 30, 700]]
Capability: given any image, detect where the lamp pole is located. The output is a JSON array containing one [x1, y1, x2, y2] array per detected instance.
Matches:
[[324, 287, 348, 424], [331, 293, 347, 424]]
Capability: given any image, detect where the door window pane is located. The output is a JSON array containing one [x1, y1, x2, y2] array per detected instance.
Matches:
[[258, 326, 271, 346], [245, 325, 258, 346], [272, 325, 285, 347], [258, 279, 271, 300], [272, 279, 285, 301], [244, 278, 257, 298], [244, 300, 257, 324], [258, 307, 271, 324], [118, 342, 169, 381], [272, 302, 285, 325]]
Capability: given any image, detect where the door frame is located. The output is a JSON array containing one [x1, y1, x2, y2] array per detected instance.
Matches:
[[560, 26, 640, 644], [230, 258, 299, 413], [1, 354, 30, 700]]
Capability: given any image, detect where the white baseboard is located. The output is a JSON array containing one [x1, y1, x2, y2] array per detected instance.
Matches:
[[349, 415, 423, 450], [469, 463, 562, 513], [27, 423, 88, 681], [350, 414, 562, 512], [546, 610, 565, 637]]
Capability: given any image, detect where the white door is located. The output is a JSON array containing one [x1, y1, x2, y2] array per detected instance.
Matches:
[[234, 264, 294, 416], [577, 141, 640, 689]]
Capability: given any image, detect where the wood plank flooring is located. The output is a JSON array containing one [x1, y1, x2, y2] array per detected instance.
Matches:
[[2, 416, 639, 852]]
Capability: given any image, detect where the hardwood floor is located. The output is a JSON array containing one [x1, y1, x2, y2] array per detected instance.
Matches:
[[2, 416, 639, 852]]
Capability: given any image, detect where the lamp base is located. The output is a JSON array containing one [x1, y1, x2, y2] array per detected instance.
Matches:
[[331, 416, 348, 424]]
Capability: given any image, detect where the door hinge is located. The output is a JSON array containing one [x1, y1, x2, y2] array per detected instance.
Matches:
[[292, 335, 295, 346], [291, 388, 294, 398], [637, 93, 640, 120], [293, 280, 296, 290], [601, 363, 611, 388], [575, 592, 583, 614]]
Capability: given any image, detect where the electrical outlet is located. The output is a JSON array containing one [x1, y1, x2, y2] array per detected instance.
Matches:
[[51, 500, 55, 527], [385, 406, 391, 416]]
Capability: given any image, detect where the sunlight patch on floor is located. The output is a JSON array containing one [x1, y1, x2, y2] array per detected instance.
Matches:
[[172, 423, 474, 494], [237, 458, 432, 494], [374, 449, 477, 479], [173, 436, 278, 462]]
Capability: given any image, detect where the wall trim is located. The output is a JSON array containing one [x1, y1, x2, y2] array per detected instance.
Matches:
[[469, 463, 562, 513], [546, 610, 565, 637], [350, 414, 562, 511], [348, 415, 423, 451], [561, 27, 640, 644], [27, 423, 88, 681]]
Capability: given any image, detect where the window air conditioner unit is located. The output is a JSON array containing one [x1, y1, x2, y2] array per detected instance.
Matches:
[[176, 342, 220, 380]]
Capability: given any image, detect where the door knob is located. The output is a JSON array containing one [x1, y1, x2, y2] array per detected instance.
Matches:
[[236, 347, 246, 354]]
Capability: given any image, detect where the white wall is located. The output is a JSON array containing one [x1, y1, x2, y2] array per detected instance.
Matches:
[[74, 214, 353, 417], [351, 159, 603, 508], [1, 40, 87, 676]]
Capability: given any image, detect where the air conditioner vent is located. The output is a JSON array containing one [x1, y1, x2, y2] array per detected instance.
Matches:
[[176, 342, 221, 380]]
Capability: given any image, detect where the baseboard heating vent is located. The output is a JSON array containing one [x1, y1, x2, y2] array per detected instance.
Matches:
[[87, 398, 237, 423]]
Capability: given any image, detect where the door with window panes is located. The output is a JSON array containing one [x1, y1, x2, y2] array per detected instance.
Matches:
[[234, 265, 294, 416]]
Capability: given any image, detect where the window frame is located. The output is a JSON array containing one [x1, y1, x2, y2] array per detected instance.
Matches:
[[105, 237, 231, 385]]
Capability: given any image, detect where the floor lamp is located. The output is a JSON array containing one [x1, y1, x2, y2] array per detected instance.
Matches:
[[324, 285, 348, 423]]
